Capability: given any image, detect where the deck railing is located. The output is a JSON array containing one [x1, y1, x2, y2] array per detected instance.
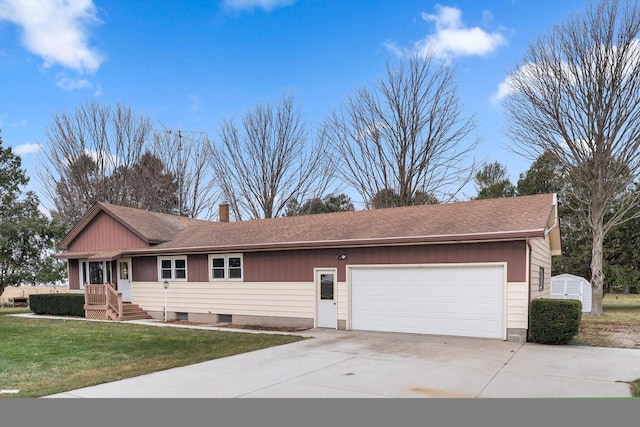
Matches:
[[84, 283, 122, 320]]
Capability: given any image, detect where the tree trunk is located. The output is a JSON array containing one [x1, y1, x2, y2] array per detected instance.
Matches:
[[590, 225, 605, 315]]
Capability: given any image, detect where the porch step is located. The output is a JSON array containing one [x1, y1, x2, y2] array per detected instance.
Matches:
[[119, 303, 152, 321]]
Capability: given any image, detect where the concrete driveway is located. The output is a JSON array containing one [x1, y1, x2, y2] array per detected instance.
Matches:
[[45, 328, 640, 398]]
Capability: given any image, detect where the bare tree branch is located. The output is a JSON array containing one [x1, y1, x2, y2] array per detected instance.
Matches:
[[38, 100, 153, 229], [321, 53, 479, 208], [211, 93, 333, 220], [502, 0, 640, 315], [152, 129, 218, 219]]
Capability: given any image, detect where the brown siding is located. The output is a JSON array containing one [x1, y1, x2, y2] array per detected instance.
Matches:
[[68, 259, 79, 290], [68, 211, 148, 252], [132, 256, 158, 282], [244, 241, 527, 283], [187, 254, 208, 282]]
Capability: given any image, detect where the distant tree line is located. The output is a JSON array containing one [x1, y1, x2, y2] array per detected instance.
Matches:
[[473, 153, 639, 295]]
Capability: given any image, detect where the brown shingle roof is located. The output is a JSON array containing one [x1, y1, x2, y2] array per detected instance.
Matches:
[[123, 193, 558, 254], [58, 194, 560, 257], [98, 203, 209, 243], [57, 202, 209, 249]]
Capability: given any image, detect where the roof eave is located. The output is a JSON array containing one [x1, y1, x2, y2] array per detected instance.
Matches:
[[544, 193, 562, 256], [118, 230, 544, 257]]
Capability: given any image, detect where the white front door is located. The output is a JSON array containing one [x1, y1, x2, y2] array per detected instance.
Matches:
[[117, 258, 132, 302], [316, 269, 337, 328]]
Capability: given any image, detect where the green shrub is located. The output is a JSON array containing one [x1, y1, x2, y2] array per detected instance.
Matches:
[[529, 299, 582, 345], [29, 294, 85, 317]]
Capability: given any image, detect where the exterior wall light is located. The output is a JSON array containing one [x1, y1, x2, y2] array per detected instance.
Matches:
[[336, 254, 347, 260], [163, 279, 169, 322]]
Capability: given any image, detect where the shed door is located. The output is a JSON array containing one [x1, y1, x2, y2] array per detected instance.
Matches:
[[351, 265, 504, 339]]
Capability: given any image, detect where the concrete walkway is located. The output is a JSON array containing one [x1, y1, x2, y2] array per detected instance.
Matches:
[[32, 316, 640, 399]]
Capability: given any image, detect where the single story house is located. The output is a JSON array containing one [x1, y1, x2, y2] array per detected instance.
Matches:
[[56, 193, 561, 342]]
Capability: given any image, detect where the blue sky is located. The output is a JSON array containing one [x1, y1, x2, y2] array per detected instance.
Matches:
[[0, 0, 588, 211]]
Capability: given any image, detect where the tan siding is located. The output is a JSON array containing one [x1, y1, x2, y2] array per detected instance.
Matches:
[[68, 211, 148, 252], [131, 278, 527, 333], [506, 282, 528, 329], [337, 281, 348, 321], [244, 241, 527, 283], [530, 237, 552, 300], [132, 281, 315, 319]]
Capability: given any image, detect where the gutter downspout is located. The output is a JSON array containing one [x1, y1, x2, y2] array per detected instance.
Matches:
[[526, 237, 532, 342]]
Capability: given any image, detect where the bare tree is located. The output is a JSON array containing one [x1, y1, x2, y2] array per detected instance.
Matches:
[[38, 100, 152, 229], [320, 53, 479, 209], [152, 129, 218, 219], [502, 0, 640, 315], [211, 93, 333, 220]]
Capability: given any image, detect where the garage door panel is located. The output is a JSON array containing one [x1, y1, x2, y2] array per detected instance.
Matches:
[[391, 285, 421, 298], [461, 285, 499, 298], [460, 303, 501, 316], [420, 301, 458, 315], [351, 266, 504, 339]]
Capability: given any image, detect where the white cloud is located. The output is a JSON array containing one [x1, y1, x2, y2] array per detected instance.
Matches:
[[492, 62, 545, 103], [492, 76, 516, 103], [0, 0, 103, 73], [56, 73, 92, 90], [222, 0, 296, 13], [387, 5, 507, 59], [14, 143, 42, 156], [491, 39, 640, 103], [382, 41, 409, 58]]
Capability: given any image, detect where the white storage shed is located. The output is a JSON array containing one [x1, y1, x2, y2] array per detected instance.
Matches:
[[550, 274, 592, 312]]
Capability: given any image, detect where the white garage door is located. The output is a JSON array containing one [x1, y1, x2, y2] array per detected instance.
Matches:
[[350, 265, 504, 339]]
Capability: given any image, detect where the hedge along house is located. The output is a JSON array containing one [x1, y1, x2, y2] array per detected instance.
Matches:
[[56, 193, 561, 342]]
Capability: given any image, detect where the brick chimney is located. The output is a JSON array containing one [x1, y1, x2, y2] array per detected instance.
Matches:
[[219, 202, 230, 223]]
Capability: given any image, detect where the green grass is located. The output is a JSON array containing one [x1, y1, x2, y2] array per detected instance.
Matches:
[[582, 293, 640, 324], [0, 310, 305, 398], [631, 379, 640, 398], [573, 293, 640, 350]]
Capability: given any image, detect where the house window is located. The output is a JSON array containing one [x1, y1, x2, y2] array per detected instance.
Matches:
[[211, 257, 225, 279], [79, 260, 112, 287], [209, 254, 243, 281], [539, 267, 545, 291], [158, 257, 188, 281]]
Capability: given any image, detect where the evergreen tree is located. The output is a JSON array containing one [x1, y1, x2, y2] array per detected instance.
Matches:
[[0, 132, 65, 293]]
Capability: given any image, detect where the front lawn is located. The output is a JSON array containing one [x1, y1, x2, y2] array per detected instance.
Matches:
[[0, 310, 305, 398], [573, 293, 640, 349]]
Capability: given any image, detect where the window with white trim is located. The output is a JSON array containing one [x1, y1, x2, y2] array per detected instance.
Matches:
[[158, 257, 187, 281], [79, 260, 112, 288], [209, 254, 243, 281]]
